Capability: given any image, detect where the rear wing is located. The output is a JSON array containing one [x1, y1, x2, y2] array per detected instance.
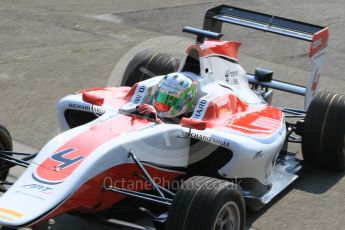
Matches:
[[202, 5, 329, 108]]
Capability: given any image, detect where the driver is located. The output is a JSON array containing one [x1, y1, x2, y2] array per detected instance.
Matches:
[[136, 72, 196, 122]]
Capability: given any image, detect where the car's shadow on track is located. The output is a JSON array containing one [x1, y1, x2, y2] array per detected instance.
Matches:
[[292, 167, 345, 194], [245, 166, 345, 229]]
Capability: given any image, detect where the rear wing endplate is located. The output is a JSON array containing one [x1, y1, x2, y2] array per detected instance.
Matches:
[[202, 5, 329, 108]]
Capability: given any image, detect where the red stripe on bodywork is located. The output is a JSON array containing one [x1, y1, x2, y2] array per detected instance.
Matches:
[[198, 92, 283, 138], [42, 163, 183, 220], [226, 106, 283, 138], [35, 115, 153, 183], [309, 27, 329, 58], [79, 87, 132, 110], [186, 40, 241, 60]]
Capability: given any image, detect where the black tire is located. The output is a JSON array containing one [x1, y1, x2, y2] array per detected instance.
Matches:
[[121, 50, 179, 87], [165, 176, 246, 230], [302, 92, 345, 171], [0, 125, 13, 181], [0, 220, 52, 230]]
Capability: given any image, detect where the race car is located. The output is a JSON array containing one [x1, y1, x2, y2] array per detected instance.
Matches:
[[0, 4, 344, 230]]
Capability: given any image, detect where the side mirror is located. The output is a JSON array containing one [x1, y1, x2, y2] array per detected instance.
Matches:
[[180, 117, 207, 130], [255, 68, 273, 82], [82, 92, 104, 106]]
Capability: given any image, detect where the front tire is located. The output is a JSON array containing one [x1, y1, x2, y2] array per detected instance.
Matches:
[[165, 176, 246, 230], [0, 125, 13, 181], [302, 92, 345, 171]]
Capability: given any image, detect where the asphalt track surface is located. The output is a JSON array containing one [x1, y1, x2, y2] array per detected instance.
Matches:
[[0, 0, 345, 229]]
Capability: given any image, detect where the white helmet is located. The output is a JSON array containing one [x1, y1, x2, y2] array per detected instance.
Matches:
[[154, 73, 196, 118]]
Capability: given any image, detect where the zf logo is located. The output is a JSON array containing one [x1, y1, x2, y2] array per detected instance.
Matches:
[[51, 148, 84, 169]]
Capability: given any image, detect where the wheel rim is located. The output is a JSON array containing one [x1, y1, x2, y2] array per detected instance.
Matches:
[[213, 201, 240, 230]]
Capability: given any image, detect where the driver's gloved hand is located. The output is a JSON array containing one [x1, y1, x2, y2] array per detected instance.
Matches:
[[136, 104, 163, 123]]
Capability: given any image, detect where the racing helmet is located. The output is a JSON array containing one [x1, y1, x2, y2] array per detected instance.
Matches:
[[154, 73, 196, 118]]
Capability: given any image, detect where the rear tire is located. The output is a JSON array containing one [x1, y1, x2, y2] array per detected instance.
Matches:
[[302, 92, 345, 171], [165, 176, 246, 230], [0, 125, 13, 181], [121, 50, 179, 87]]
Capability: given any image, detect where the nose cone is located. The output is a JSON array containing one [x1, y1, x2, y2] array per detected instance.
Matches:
[[0, 174, 55, 227], [0, 207, 25, 225], [0, 162, 74, 228]]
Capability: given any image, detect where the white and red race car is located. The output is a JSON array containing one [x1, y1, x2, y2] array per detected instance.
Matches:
[[0, 5, 344, 230]]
